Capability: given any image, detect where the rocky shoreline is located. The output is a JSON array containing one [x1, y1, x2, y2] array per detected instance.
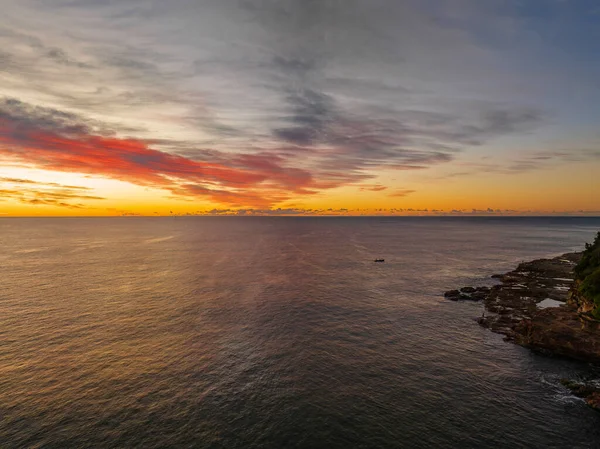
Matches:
[[445, 251, 600, 411]]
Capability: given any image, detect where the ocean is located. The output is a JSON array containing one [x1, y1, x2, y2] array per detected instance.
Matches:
[[1, 216, 599, 448]]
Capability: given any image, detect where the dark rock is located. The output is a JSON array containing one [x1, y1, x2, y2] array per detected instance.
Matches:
[[470, 291, 487, 301], [560, 378, 600, 412], [513, 306, 600, 364], [445, 285, 492, 302], [560, 379, 596, 397], [444, 288, 487, 301], [444, 289, 461, 300], [588, 392, 600, 411], [444, 251, 600, 365]]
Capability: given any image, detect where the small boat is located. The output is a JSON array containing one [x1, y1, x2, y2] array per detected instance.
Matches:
[[374, 258, 385, 263]]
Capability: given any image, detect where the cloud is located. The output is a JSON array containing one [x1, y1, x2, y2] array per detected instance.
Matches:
[[436, 149, 600, 180], [436, 108, 544, 146], [271, 55, 317, 76], [0, 97, 343, 206], [0, 116, 274, 198], [274, 88, 334, 145], [0, 97, 118, 137], [0, 177, 92, 190], [185, 207, 355, 216], [388, 189, 416, 198], [2, 0, 595, 212], [504, 149, 600, 172], [0, 178, 105, 209], [358, 184, 388, 192], [0, 93, 555, 208], [45, 47, 92, 69]]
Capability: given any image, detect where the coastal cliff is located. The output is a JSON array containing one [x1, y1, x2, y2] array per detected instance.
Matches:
[[445, 232, 600, 410]]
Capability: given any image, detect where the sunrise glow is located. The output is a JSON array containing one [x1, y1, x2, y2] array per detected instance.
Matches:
[[1, 1, 598, 216]]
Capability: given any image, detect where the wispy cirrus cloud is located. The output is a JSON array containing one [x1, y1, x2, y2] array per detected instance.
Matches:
[[0, 177, 91, 190], [0, 97, 332, 207], [0, 94, 551, 207], [0, 178, 105, 209], [1, 0, 597, 212], [388, 189, 416, 198], [358, 184, 388, 192], [433, 149, 600, 180]]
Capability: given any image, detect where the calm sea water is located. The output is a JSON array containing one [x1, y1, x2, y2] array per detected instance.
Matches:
[[1, 217, 600, 448]]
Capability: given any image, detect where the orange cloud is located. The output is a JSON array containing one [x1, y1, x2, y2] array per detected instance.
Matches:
[[358, 184, 388, 192], [0, 117, 325, 207], [2, 97, 445, 208], [388, 189, 416, 197], [0, 180, 105, 208]]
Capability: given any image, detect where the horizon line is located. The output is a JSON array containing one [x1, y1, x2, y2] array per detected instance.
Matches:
[[1, 214, 599, 219]]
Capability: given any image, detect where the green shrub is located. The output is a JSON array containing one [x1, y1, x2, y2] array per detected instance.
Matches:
[[575, 232, 600, 280], [580, 268, 600, 319], [575, 232, 600, 319]]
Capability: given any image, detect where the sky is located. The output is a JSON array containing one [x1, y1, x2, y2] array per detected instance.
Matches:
[[0, 0, 599, 216]]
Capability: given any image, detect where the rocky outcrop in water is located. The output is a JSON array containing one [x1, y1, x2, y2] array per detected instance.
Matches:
[[480, 253, 581, 336], [560, 379, 600, 412], [444, 286, 490, 301], [445, 253, 581, 334], [445, 237, 600, 411], [445, 252, 600, 364]]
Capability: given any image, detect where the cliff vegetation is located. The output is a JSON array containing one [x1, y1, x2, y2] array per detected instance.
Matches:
[[574, 232, 600, 319]]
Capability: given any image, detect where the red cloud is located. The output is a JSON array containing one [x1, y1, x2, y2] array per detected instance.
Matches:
[[0, 125, 264, 187], [1, 98, 440, 208], [0, 117, 324, 207]]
